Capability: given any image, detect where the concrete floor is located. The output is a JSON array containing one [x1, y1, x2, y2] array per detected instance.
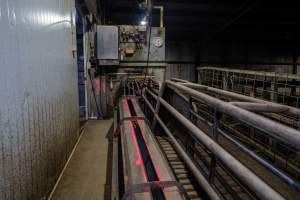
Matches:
[[50, 120, 113, 200]]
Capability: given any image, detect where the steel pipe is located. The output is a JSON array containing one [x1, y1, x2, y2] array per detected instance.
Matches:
[[229, 102, 289, 113], [147, 89, 285, 200], [142, 95, 221, 200], [161, 85, 300, 191], [218, 128, 300, 192], [171, 78, 189, 83], [178, 81, 300, 118], [167, 80, 300, 150], [151, 82, 166, 130]]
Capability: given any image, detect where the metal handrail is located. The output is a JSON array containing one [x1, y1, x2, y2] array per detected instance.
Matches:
[[167, 80, 300, 150], [197, 66, 300, 80], [146, 87, 285, 200]]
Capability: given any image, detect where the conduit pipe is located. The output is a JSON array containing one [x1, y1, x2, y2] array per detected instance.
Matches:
[[153, 6, 164, 28]]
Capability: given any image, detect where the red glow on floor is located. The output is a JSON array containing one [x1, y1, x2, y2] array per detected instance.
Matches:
[[129, 121, 147, 179], [136, 119, 163, 182], [124, 97, 147, 180], [124, 97, 163, 183], [124, 98, 131, 117]]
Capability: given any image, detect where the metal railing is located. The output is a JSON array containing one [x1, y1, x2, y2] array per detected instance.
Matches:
[[197, 66, 300, 108], [143, 81, 300, 199], [125, 78, 300, 199]]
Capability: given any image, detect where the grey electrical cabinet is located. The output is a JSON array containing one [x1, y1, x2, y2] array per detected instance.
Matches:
[[96, 25, 119, 65], [119, 26, 165, 62]]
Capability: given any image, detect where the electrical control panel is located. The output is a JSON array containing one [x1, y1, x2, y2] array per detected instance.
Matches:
[[96, 25, 165, 66], [96, 25, 119, 65], [119, 25, 165, 62]]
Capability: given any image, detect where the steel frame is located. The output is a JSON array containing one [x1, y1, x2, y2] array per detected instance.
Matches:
[[137, 79, 300, 200], [197, 66, 300, 108]]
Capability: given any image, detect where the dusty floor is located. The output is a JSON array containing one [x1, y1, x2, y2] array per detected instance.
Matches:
[[50, 120, 113, 200]]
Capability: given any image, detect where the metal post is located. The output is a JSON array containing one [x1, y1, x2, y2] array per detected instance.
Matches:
[[142, 94, 221, 200], [147, 88, 285, 200], [165, 86, 300, 191], [151, 81, 166, 130], [209, 109, 221, 183], [270, 76, 278, 102]]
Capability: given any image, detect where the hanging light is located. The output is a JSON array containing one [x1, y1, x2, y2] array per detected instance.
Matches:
[[140, 16, 148, 26]]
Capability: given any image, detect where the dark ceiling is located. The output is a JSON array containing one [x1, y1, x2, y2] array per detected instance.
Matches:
[[103, 0, 300, 42]]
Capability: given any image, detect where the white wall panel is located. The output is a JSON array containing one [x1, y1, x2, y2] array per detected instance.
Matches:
[[0, 0, 79, 199]]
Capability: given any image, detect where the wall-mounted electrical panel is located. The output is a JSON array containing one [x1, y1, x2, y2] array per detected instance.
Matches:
[[119, 25, 165, 63], [96, 25, 165, 67], [96, 25, 119, 65]]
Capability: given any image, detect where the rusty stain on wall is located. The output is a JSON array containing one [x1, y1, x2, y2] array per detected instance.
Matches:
[[0, 0, 79, 199]]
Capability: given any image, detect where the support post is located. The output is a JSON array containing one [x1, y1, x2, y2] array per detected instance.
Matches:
[[151, 82, 166, 130], [209, 109, 221, 183]]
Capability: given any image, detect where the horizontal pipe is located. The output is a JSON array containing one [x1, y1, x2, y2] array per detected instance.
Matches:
[[229, 102, 289, 113], [171, 89, 300, 191], [142, 95, 221, 200], [147, 89, 285, 200], [218, 128, 300, 192], [179, 81, 300, 118], [168, 81, 300, 150], [167, 84, 189, 102], [190, 109, 213, 127], [171, 78, 189, 83]]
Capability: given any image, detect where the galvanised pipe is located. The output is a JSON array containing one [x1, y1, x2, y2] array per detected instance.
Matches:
[[169, 88, 300, 191], [142, 95, 221, 200], [167, 80, 300, 150], [176, 80, 300, 118], [146, 89, 285, 200], [171, 78, 189, 83], [229, 102, 289, 113], [218, 128, 300, 192], [151, 82, 166, 130]]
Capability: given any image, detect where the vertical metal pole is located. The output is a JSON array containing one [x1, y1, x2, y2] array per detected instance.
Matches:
[[188, 96, 197, 157], [131, 81, 134, 96], [223, 71, 228, 91], [252, 73, 257, 98], [270, 75, 278, 102], [209, 108, 221, 183], [151, 76, 166, 130], [262, 74, 267, 100], [123, 79, 126, 96]]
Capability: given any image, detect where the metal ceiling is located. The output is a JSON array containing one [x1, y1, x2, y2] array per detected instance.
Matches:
[[103, 0, 300, 41]]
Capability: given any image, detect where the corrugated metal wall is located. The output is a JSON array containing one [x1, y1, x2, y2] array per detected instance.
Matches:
[[0, 0, 79, 199], [166, 63, 195, 82], [198, 41, 300, 74], [166, 42, 196, 81]]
